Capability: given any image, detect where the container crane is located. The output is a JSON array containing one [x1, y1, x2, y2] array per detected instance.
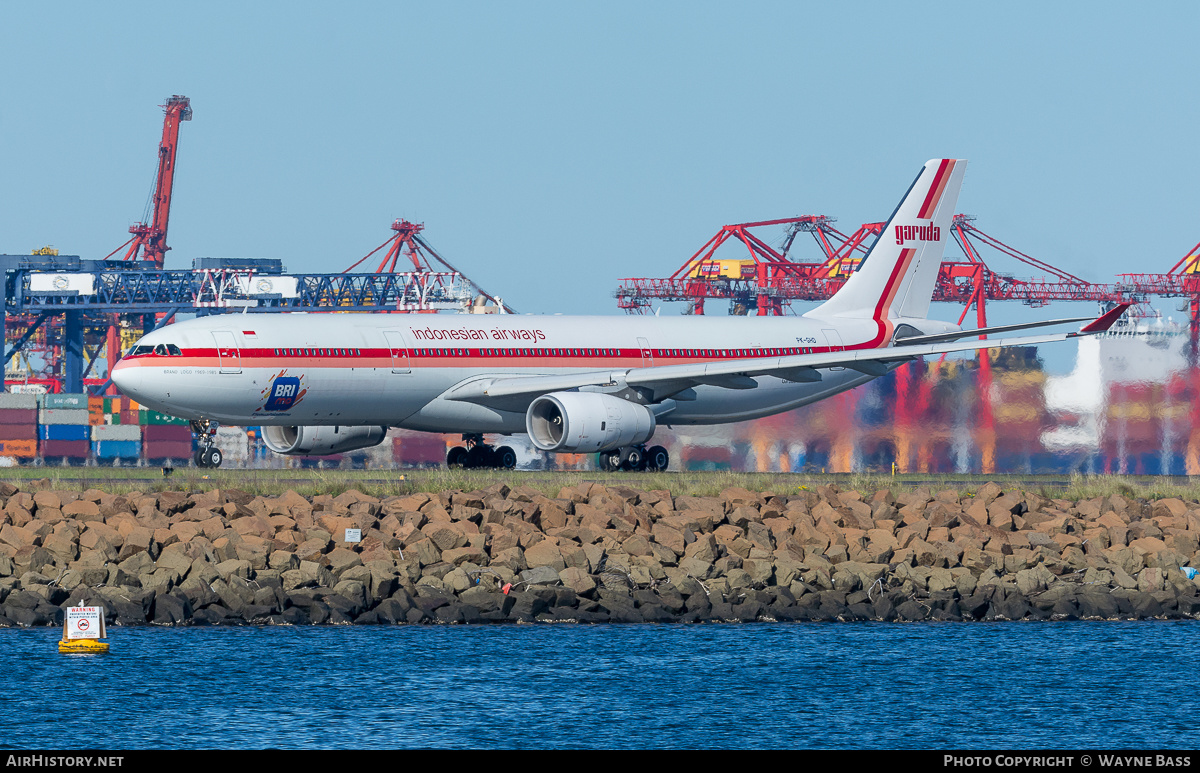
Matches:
[[343, 218, 516, 314], [104, 96, 192, 267]]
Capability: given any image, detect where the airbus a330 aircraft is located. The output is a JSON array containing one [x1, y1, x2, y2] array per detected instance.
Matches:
[[111, 159, 1127, 471]]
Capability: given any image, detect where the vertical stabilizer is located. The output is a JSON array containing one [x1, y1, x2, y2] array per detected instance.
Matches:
[[806, 159, 966, 323]]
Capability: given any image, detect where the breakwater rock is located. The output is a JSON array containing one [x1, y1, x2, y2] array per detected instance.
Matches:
[[2, 481, 1200, 626]]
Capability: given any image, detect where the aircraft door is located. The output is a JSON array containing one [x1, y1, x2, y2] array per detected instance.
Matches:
[[821, 329, 844, 351], [821, 329, 845, 371], [637, 337, 653, 367], [383, 330, 412, 374], [212, 331, 241, 374]]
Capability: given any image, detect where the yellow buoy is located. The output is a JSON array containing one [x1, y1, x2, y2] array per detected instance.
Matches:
[[58, 638, 110, 654]]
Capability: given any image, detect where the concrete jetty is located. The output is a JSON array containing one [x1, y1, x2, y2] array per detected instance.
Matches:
[[2, 480, 1199, 625]]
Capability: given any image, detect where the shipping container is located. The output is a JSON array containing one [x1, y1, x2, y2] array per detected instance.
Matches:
[[92, 424, 141, 442], [141, 411, 189, 425], [38, 409, 89, 425], [0, 439, 38, 457], [42, 393, 89, 410], [38, 425, 90, 441], [0, 409, 38, 425], [0, 394, 38, 410], [142, 441, 193, 460], [41, 439, 89, 458], [0, 425, 37, 441], [392, 433, 449, 465], [94, 440, 141, 459], [103, 396, 133, 413], [214, 427, 249, 461], [142, 424, 192, 442]]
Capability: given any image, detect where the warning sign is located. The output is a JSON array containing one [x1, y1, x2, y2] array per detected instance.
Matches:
[[66, 606, 103, 640]]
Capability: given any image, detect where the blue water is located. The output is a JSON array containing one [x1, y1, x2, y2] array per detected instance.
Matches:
[[2, 622, 1195, 749]]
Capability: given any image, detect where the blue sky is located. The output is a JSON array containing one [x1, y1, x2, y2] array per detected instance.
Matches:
[[2, 1, 1198, 348]]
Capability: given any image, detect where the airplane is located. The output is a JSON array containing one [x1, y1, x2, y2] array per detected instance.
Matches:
[[110, 159, 1129, 471]]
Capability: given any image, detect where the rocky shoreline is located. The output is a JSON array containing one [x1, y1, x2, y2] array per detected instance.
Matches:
[[2, 480, 1199, 626]]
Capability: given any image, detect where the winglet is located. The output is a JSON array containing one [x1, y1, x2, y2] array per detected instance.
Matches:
[[1078, 303, 1131, 334]]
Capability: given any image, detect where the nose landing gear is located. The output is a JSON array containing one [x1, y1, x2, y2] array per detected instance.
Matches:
[[446, 434, 517, 470], [190, 419, 223, 468], [598, 444, 669, 472]]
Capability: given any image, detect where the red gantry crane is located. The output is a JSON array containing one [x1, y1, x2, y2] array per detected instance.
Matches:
[[105, 95, 192, 267], [343, 218, 517, 314], [615, 214, 1141, 320], [99, 96, 192, 392]]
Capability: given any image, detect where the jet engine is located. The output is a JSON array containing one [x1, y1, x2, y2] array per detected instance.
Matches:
[[261, 425, 388, 456], [526, 392, 655, 453]]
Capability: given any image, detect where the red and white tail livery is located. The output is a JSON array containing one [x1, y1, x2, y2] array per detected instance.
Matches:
[[809, 158, 967, 339]]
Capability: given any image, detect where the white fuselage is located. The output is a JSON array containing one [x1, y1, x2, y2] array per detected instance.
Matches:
[[110, 311, 913, 434]]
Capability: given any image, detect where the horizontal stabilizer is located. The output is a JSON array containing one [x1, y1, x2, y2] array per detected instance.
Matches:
[[895, 315, 1097, 346]]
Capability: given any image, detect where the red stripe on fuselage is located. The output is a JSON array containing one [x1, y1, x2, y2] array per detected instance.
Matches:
[[118, 342, 859, 371], [856, 247, 916, 349]]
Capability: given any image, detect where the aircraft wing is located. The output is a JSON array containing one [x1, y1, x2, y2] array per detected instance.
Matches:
[[444, 304, 1129, 409]]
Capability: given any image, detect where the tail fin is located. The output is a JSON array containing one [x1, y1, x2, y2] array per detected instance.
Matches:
[[806, 159, 966, 322]]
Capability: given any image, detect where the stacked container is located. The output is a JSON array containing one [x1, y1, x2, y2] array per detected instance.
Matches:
[[100, 395, 137, 424], [88, 395, 104, 427], [392, 431, 448, 467], [39, 393, 90, 461], [214, 426, 249, 465], [0, 393, 39, 459], [92, 424, 141, 461], [141, 410, 192, 461]]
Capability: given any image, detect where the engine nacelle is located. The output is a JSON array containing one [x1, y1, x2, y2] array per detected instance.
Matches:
[[261, 425, 388, 456], [526, 392, 655, 453]]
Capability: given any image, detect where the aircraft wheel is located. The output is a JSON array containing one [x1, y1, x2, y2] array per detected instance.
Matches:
[[496, 446, 517, 469], [646, 445, 669, 472], [621, 446, 643, 471], [447, 447, 467, 468], [466, 445, 489, 469], [204, 448, 223, 468], [599, 450, 619, 472], [193, 449, 208, 468]]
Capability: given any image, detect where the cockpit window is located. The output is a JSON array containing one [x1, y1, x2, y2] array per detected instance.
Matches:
[[129, 345, 154, 356], [166, 344, 182, 356], [152, 344, 184, 356]]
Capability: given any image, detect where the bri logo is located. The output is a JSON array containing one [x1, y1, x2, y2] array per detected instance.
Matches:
[[264, 377, 302, 411], [894, 222, 941, 245]]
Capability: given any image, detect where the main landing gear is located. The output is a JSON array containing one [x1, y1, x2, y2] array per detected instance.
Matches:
[[190, 419, 223, 468], [446, 434, 517, 470], [598, 444, 669, 472]]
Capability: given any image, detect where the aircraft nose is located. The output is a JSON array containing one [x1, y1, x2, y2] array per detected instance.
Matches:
[[109, 359, 143, 399]]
